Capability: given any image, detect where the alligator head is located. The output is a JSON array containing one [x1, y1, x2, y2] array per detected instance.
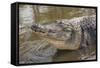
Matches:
[[31, 21, 74, 41], [31, 20, 81, 50]]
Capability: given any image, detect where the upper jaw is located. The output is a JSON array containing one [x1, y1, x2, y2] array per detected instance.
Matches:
[[31, 23, 63, 40], [31, 24, 46, 33], [31, 23, 58, 33]]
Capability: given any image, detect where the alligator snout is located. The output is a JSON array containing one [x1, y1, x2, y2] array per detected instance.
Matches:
[[31, 24, 45, 33], [31, 24, 57, 34]]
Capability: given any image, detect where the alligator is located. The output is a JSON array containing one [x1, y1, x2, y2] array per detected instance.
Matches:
[[31, 15, 96, 51], [19, 15, 96, 63]]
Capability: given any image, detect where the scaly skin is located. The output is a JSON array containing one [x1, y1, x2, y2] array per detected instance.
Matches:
[[31, 15, 96, 50]]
